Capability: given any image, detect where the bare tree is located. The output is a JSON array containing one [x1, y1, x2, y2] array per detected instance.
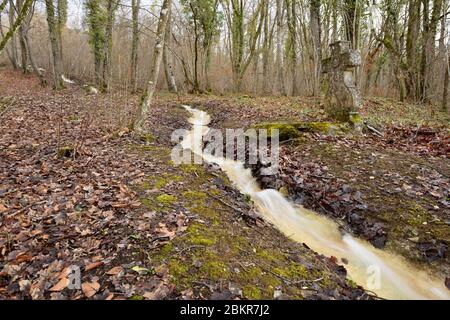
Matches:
[[163, 10, 177, 93], [44, 0, 64, 89], [134, 0, 172, 132], [130, 0, 140, 92], [275, 0, 286, 95], [310, 0, 321, 96]]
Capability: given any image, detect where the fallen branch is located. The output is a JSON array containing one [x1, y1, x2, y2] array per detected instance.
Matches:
[[364, 122, 384, 137], [206, 191, 244, 214]]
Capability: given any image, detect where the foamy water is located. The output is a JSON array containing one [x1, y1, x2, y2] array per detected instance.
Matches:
[[180, 105, 449, 300]]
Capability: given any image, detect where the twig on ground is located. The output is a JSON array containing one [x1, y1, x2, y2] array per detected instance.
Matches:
[[177, 245, 205, 255], [206, 191, 244, 214]]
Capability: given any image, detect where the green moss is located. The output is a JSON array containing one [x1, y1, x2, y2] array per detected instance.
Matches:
[[126, 144, 169, 157], [179, 164, 199, 173], [347, 279, 359, 289], [255, 249, 285, 263], [252, 123, 300, 141], [200, 260, 229, 280], [155, 177, 168, 189], [140, 133, 154, 143], [253, 121, 348, 140], [129, 295, 144, 300], [183, 190, 207, 202], [292, 121, 348, 134], [140, 180, 152, 190], [273, 263, 308, 279], [168, 258, 189, 278], [260, 274, 282, 289], [140, 197, 156, 209], [156, 193, 177, 205], [349, 112, 362, 126], [241, 266, 263, 280], [242, 285, 262, 300], [186, 223, 216, 246]]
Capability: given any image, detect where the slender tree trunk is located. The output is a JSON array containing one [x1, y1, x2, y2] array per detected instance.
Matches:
[[102, 0, 116, 91], [8, 0, 19, 69], [343, 0, 359, 49], [204, 44, 212, 92], [286, 0, 298, 95], [419, 0, 443, 102], [443, 52, 449, 112], [130, 0, 139, 92], [406, 0, 420, 100], [56, 0, 66, 62], [134, 0, 172, 132], [332, 0, 338, 42], [85, 0, 104, 87], [310, 0, 321, 96], [192, 10, 200, 93], [23, 30, 46, 85], [44, 0, 64, 89], [275, 0, 285, 95], [163, 11, 177, 93], [17, 0, 28, 73], [261, 0, 270, 94]]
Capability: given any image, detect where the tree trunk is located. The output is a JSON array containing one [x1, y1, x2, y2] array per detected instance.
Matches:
[[192, 5, 200, 93], [286, 0, 298, 95], [261, 0, 270, 95], [134, 0, 172, 132], [23, 29, 46, 85], [102, 0, 116, 91], [309, 0, 321, 96], [44, 0, 64, 89], [419, 0, 443, 102], [275, 0, 285, 95], [8, 0, 19, 69], [443, 52, 449, 112], [17, 0, 28, 73], [163, 10, 177, 93], [130, 0, 139, 92], [57, 0, 67, 61], [406, 0, 420, 100], [86, 0, 105, 87], [343, 0, 359, 49]]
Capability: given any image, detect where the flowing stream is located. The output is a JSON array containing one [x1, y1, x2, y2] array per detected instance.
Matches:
[[180, 105, 450, 300]]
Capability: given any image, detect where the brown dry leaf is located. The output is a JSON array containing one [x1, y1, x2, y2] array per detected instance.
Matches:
[[106, 266, 123, 275], [85, 261, 104, 272], [142, 282, 173, 300], [49, 278, 70, 292], [0, 203, 7, 213], [81, 281, 100, 298], [156, 224, 176, 239], [15, 253, 33, 264]]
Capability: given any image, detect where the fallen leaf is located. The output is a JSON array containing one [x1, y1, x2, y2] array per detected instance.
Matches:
[[81, 281, 100, 298], [106, 266, 123, 275], [50, 278, 70, 292], [142, 282, 173, 300], [131, 266, 152, 274], [85, 261, 104, 272]]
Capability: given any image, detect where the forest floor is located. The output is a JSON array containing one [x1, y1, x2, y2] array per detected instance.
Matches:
[[0, 69, 449, 299]]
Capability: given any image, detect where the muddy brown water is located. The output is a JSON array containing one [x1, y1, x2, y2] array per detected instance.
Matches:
[[180, 105, 449, 300]]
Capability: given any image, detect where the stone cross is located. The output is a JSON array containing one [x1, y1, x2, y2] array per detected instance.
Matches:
[[322, 41, 362, 125]]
